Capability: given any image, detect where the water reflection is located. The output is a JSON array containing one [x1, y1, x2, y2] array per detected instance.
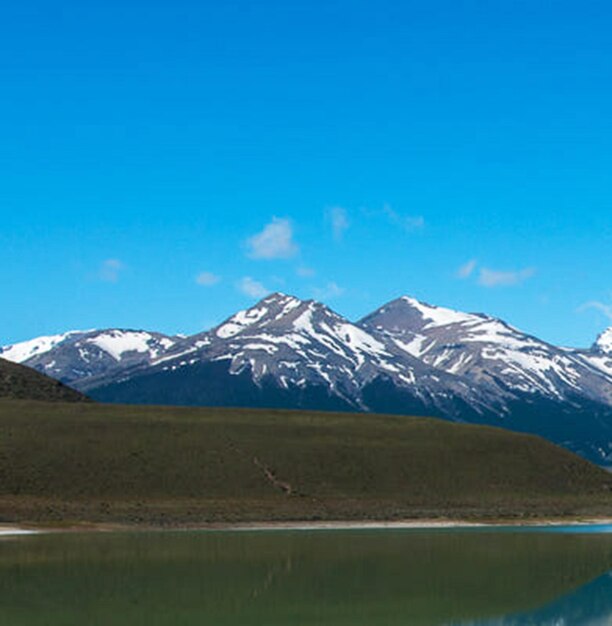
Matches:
[[0, 528, 611, 625], [460, 571, 612, 625]]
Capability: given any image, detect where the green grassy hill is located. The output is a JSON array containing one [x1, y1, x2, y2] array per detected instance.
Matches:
[[0, 358, 89, 403], [0, 399, 610, 525]]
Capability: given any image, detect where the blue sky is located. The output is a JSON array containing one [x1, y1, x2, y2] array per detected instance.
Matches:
[[1, 1, 611, 348]]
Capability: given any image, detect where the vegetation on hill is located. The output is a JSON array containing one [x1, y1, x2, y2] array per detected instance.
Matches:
[[0, 399, 610, 526], [0, 358, 89, 403]]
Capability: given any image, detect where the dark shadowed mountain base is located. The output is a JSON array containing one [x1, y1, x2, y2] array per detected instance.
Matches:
[[89, 360, 612, 464]]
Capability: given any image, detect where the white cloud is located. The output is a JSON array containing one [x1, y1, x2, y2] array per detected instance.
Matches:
[[99, 259, 125, 283], [296, 265, 315, 278], [579, 301, 612, 321], [270, 275, 286, 286], [312, 281, 345, 300], [457, 259, 477, 279], [329, 206, 349, 241], [246, 217, 299, 260], [383, 205, 425, 232], [478, 267, 535, 288], [195, 271, 220, 286], [237, 276, 269, 299]]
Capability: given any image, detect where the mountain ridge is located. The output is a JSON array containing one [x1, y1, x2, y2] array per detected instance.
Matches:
[[3, 293, 611, 462], [0, 328, 179, 386]]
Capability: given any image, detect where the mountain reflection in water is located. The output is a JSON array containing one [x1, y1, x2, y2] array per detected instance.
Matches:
[[461, 570, 612, 625], [0, 527, 611, 626]]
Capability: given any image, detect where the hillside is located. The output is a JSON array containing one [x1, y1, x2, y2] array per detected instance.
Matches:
[[0, 358, 89, 403], [0, 399, 610, 526]]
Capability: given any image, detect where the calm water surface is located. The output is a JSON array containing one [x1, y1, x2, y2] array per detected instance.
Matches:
[[1, 525, 611, 625]]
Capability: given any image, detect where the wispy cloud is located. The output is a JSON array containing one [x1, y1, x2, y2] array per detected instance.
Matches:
[[457, 259, 477, 279], [246, 217, 299, 260], [382, 205, 425, 232], [99, 258, 125, 283], [478, 267, 535, 288], [579, 301, 612, 321], [312, 281, 345, 300], [237, 276, 269, 298], [195, 271, 220, 287], [328, 206, 349, 241], [296, 265, 315, 278]]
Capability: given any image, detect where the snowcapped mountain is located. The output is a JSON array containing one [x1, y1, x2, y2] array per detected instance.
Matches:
[[87, 293, 489, 417], [0, 329, 178, 385], [3, 293, 612, 463], [205, 293, 443, 402], [358, 296, 612, 408], [0, 330, 88, 364]]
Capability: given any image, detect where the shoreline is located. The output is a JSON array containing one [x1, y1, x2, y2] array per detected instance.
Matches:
[[0, 527, 41, 536], [2, 517, 612, 536]]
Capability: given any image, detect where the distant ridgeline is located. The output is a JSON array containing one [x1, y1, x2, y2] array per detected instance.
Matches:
[[2, 293, 612, 463], [0, 358, 89, 403]]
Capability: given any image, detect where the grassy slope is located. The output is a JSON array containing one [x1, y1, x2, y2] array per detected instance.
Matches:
[[0, 358, 89, 403], [0, 399, 611, 525]]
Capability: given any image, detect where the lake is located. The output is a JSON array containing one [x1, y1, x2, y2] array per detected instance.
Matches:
[[1, 525, 611, 625]]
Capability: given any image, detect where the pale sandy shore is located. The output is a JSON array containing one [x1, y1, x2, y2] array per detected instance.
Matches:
[[2, 518, 612, 536], [0, 527, 41, 536], [204, 518, 612, 532]]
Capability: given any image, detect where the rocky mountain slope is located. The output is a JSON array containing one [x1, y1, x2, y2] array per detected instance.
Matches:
[[359, 296, 612, 408], [101, 294, 494, 416], [3, 293, 612, 462]]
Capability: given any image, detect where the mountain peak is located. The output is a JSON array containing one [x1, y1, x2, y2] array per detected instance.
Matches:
[[214, 293, 352, 340], [594, 327, 612, 354], [261, 291, 302, 305], [214, 293, 308, 339], [360, 295, 481, 334]]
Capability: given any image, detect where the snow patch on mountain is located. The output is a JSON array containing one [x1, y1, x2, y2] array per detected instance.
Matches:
[[595, 328, 612, 354], [1, 329, 179, 385], [88, 331, 175, 360], [0, 331, 88, 363], [581, 353, 612, 379], [216, 307, 270, 338], [398, 296, 478, 328]]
